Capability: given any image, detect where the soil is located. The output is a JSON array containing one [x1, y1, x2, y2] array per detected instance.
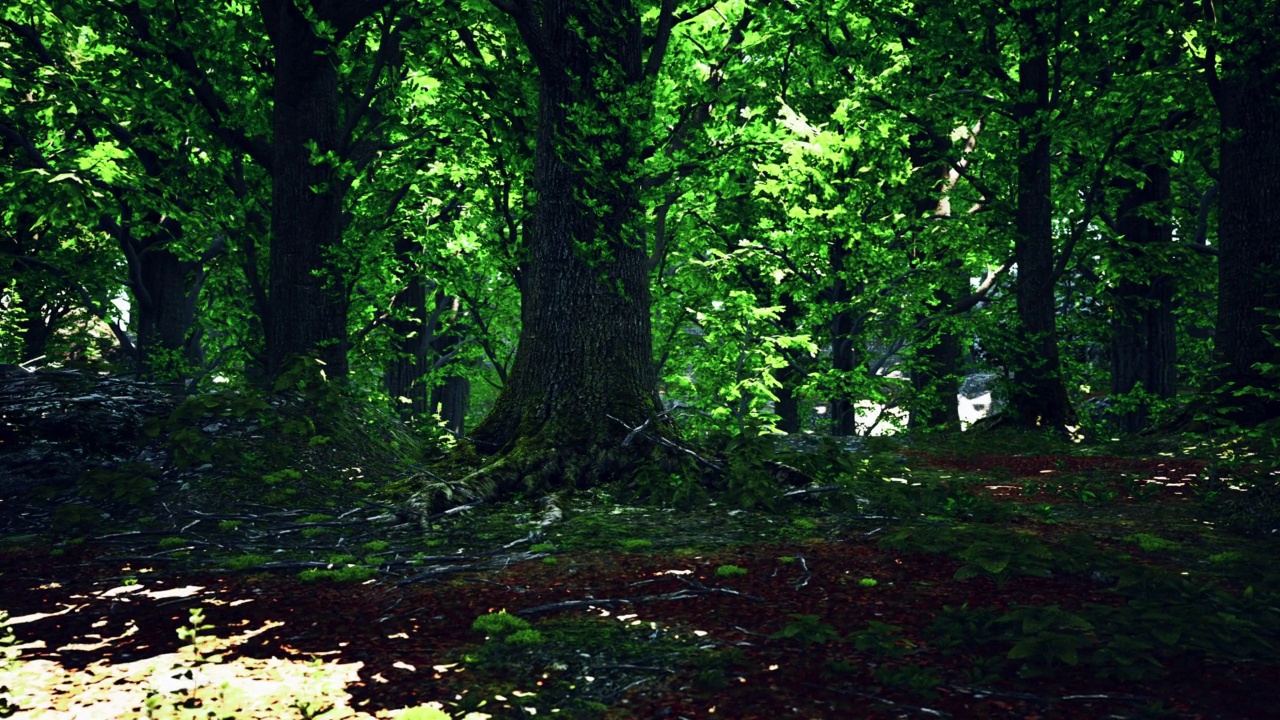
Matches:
[[2, 445, 1279, 720]]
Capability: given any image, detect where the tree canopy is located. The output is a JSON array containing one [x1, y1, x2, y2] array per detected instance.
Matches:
[[3, 0, 1278, 484]]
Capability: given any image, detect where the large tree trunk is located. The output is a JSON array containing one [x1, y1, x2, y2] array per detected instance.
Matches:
[[259, 0, 351, 382], [1109, 163, 1176, 432], [1009, 6, 1074, 429], [1212, 0, 1280, 423], [467, 0, 662, 490]]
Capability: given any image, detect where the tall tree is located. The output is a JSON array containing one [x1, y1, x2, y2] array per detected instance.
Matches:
[[1108, 162, 1176, 432], [1206, 0, 1280, 423], [467, 0, 684, 488], [1009, 1, 1075, 429]]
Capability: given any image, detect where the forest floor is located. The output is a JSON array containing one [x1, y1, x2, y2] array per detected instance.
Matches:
[[2, 431, 1279, 720]]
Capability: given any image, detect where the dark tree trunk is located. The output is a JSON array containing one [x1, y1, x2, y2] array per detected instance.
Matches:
[[432, 374, 470, 437], [384, 269, 434, 421], [125, 211, 214, 383], [468, 0, 662, 488], [828, 239, 861, 436], [906, 144, 964, 433], [1212, 1, 1280, 423], [1109, 163, 1176, 432], [911, 326, 962, 430], [1009, 7, 1074, 429], [259, 0, 352, 382]]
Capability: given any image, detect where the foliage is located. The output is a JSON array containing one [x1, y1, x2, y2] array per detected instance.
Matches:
[[298, 566, 377, 584], [770, 614, 841, 647]]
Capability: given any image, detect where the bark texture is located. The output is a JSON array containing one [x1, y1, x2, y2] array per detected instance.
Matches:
[[467, 0, 663, 488], [259, 0, 353, 381], [1010, 6, 1074, 429], [1109, 163, 1176, 432], [1213, 1, 1280, 423]]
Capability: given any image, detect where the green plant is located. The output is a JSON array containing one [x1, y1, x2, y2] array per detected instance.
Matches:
[[76, 466, 157, 504], [872, 664, 943, 699], [298, 565, 377, 583], [850, 620, 914, 659], [504, 629, 545, 646], [778, 556, 796, 564], [926, 604, 1007, 652], [715, 564, 747, 578], [225, 554, 270, 570], [529, 543, 556, 552], [954, 535, 1053, 587], [176, 606, 218, 664], [472, 610, 532, 637], [858, 577, 878, 587], [217, 520, 243, 531], [770, 614, 841, 646], [1207, 550, 1244, 563], [1125, 533, 1182, 552], [156, 537, 188, 550], [791, 517, 817, 531], [620, 538, 653, 551], [996, 605, 1094, 677], [327, 554, 357, 565], [264, 469, 305, 486]]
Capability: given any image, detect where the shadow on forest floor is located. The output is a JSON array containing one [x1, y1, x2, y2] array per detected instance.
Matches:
[[2, 429, 1280, 720]]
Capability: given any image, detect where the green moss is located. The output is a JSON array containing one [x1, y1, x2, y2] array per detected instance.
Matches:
[[1125, 533, 1182, 552], [225, 554, 271, 571], [157, 536, 188, 549], [505, 629, 545, 646], [298, 565, 376, 583], [620, 538, 653, 551], [472, 611, 531, 636], [716, 564, 747, 577]]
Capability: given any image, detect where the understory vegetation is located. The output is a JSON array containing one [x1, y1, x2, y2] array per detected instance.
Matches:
[[2, 387, 1278, 718]]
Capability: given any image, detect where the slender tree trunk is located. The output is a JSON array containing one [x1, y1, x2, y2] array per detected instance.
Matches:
[[1010, 6, 1074, 429], [1212, 0, 1280, 423], [468, 0, 662, 489], [432, 374, 470, 436], [260, 0, 350, 381], [1109, 163, 1176, 432], [828, 238, 861, 436], [384, 269, 434, 421], [907, 144, 965, 432]]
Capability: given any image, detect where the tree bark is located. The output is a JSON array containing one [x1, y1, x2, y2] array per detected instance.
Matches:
[[384, 266, 435, 421], [1108, 163, 1176, 432], [1009, 5, 1074, 429], [828, 238, 862, 436], [467, 0, 663, 489], [1212, 0, 1280, 423], [259, 0, 352, 381]]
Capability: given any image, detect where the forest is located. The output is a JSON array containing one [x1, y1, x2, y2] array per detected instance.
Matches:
[[1, 0, 1279, 718]]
